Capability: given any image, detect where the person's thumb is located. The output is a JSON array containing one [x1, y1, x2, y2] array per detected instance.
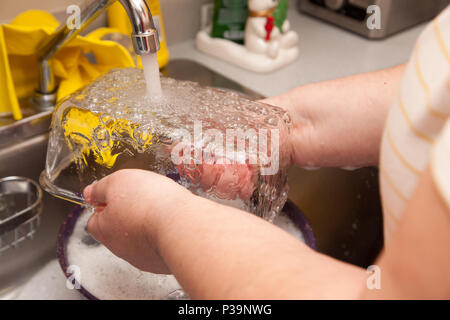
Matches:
[[87, 207, 106, 244], [83, 176, 110, 206]]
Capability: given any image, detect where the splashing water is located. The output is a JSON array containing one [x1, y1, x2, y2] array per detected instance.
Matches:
[[141, 54, 162, 98]]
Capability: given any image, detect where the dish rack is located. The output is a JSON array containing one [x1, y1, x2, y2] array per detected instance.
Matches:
[[0, 177, 43, 254]]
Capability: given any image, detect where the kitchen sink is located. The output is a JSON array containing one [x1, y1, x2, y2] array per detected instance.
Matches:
[[0, 112, 75, 298], [0, 59, 383, 299]]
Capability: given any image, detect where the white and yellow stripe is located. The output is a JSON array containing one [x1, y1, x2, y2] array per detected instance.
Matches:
[[380, 6, 450, 244]]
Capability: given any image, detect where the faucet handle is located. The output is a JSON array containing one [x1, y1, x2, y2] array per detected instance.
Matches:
[[33, 0, 162, 112]]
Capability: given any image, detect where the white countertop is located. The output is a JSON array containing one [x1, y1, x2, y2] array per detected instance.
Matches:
[[169, 10, 425, 98]]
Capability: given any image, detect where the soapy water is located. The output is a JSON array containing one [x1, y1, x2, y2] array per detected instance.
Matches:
[[66, 205, 305, 299], [67, 208, 185, 300], [47, 68, 292, 221]]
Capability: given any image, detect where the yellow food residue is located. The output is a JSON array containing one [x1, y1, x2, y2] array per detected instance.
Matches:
[[62, 106, 153, 168]]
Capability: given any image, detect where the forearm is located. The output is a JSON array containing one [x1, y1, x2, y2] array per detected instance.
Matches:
[[360, 167, 450, 299], [267, 64, 406, 167], [154, 196, 366, 299]]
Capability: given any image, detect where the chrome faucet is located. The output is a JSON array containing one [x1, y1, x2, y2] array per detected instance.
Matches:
[[33, 0, 160, 111]]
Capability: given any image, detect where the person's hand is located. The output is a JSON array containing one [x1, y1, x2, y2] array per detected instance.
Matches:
[[175, 155, 255, 202], [261, 95, 317, 167], [83, 169, 195, 274]]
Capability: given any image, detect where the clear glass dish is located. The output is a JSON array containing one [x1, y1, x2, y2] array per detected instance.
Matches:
[[40, 68, 292, 221]]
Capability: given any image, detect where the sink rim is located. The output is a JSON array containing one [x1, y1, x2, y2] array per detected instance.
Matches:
[[0, 111, 52, 149]]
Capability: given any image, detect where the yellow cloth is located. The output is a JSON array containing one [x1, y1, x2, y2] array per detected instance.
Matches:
[[0, 10, 135, 120]]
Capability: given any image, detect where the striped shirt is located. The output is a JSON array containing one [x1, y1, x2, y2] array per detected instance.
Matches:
[[380, 6, 450, 244]]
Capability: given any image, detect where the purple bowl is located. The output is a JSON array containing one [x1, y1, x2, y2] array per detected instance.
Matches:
[[57, 199, 316, 300]]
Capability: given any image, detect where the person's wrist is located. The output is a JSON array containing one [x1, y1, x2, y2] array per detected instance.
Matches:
[[146, 186, 203, 257]]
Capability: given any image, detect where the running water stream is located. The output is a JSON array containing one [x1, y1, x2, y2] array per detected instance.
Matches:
[[141, 53, 162, 98]]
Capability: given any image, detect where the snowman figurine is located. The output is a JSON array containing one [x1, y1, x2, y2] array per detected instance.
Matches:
[[245, 0, 299, 59], [196, 0, 299, 72]]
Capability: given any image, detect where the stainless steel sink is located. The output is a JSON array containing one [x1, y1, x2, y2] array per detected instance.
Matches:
[[0, 112, 75, 298], [0, 59, 383, 299]]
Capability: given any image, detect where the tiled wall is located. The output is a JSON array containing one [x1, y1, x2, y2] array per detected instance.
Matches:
[[0, 0, 214, 45], [160, 0, 214, 45]]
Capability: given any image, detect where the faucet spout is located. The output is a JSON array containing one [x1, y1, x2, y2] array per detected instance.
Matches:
[[119, 0, 161, 55], [34, 0, 160, 110]]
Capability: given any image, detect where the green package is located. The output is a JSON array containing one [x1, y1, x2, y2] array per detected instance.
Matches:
[[274, 0, 289, 32], [211, 0, 248, 44]]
